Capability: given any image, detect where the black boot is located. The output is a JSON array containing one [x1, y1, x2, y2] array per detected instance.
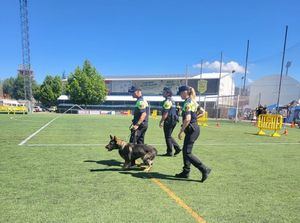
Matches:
[[161, 153, 173, 157], [200, 167, 211, 183], [175, 171, 189, 178], [174, 148, 182, 156], [130, 159, 137, 167]]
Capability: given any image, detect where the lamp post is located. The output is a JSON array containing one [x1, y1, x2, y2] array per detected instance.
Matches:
[[185, 64, 189, 85], [198, 59, 203, 106], [285, 61, 292, 76], [243, 40, 250, 95], [0, 78, 3, 98], [276, 25, 288, 113], [216, 52, 223, 122], [230, 70, 236, 96], [239, 76, 244, 96]]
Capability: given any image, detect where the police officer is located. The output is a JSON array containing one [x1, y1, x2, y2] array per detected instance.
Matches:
[[128, 86, 149, 145], [176, 102, 182, 116], [175, 85, 211, 183], [159, 87, 181, 156]]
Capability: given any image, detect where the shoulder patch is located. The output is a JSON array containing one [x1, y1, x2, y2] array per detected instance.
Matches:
[[163, 100, 172, 109], [137, 100, 148, 109], [185, 102, 191, 111]]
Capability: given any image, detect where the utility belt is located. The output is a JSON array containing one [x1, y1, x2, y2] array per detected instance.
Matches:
[[165, 115, 179, 124], [182, 122, 198, 134], [129, 122, 147, 131]]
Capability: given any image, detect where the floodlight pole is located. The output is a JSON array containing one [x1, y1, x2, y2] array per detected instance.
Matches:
[[285, 61, 291, 76], [199, 59, 203, 105], [235, 94, 240, 123], [200, 59, 203, 75], [242, 40, 249, 95], [258, 92, 261, 106], [0, 79, 3, 98], [276, 25, 288, 113], [216, 51, 223, 120], [239, 76, 244, 96], [185, 64, 188, 85]]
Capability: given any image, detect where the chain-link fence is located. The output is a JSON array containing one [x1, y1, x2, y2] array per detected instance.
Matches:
[[200, 95, 251, 121]]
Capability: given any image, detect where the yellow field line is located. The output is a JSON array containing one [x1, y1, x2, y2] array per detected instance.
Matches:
[[151, 178, 206, 223]]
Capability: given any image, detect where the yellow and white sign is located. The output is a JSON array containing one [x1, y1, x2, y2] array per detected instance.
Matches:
[[198, 80, 208, 94]]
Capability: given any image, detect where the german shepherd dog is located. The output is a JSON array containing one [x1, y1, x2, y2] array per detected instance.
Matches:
[[105, 135, 157, 172]]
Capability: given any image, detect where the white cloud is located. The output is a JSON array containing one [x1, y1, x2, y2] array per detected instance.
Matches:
[[193, 60, 245, 73]]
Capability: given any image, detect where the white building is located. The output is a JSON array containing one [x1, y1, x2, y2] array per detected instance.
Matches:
[[58, 73, 235, 115], [104, 72, 234, 105], [249, 75, 300, 108]]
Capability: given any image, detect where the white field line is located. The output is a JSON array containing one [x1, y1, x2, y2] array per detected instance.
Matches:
[[23, 142, 300, 147], [18, 116, 60, 146]]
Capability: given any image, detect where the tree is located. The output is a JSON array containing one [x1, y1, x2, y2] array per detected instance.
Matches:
[[67, 60, 107, 105], [39, 75, 62, 107], [2, 75, 40, 100], [13, 75, 25, 99], [3, 77, 15, 98]]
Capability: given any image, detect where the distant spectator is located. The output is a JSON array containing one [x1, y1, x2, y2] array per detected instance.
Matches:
[[255, 105, 264, 117]]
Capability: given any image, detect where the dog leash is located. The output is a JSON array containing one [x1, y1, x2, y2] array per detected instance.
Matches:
[[128, 124, 138, 143]]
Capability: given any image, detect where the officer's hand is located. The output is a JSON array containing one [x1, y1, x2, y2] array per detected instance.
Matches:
[[178, 131, 183, 140], [159, 122, 163, 128], [132, 125, 139, 130]]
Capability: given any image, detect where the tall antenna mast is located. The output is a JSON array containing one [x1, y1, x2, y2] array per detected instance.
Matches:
[[19, 0, 33, 108]]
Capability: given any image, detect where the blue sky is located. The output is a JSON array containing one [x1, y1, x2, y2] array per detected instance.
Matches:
[[0, 0, 300, 84]]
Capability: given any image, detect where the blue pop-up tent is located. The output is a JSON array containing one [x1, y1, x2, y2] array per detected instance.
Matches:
[[287, 106, 300, 123]]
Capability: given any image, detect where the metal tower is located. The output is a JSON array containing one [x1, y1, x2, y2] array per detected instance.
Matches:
[[18, 0, 33, 103]]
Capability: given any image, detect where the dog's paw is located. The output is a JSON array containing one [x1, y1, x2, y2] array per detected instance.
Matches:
[[143, 166, 152, 172]]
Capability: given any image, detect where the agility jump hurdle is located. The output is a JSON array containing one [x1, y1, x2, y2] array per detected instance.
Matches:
[[151, 109, 158, 120], [197, 112, 208, 127], [257, 114, 283, 137]]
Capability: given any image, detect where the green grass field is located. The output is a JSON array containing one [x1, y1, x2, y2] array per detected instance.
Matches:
[[0, 113, 299, 223]]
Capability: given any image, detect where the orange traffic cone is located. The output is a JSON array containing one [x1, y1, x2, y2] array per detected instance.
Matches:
[[291, 122, 295, 128], [216, 122, 220, 127], [283, 128, 288, 135]]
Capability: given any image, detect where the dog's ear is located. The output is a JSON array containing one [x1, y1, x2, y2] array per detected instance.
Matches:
[[113, 136, 117, 141], [110, 135, 113, 140]]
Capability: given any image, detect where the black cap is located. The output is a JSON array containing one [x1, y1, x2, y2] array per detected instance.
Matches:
[[128, 86, 141, 93], [177, 85, 190, 95], [163, 87, 172, 96]]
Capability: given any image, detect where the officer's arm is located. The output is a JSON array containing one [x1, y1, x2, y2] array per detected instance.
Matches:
[[179, 114, 191, 134], [159, 112, 168, 126], [160, 100, 171, 125], [137, 112, 146, 126]]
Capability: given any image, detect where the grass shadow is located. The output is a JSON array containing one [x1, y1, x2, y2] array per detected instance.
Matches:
[[244, 132, 276, 137], [120, 171, 200, 182], [87, 159, 200, 182], [244, 132, 261, 136], [90, 168, 121, 172], [86, 159, 144, 172], [90, 167, 143, 172], [84, 159, 122, 167]]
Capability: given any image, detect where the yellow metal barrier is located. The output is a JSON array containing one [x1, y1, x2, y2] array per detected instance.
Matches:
[[151, 109, 158, 120], [0, 105, 28, 114], [257, 114, 283, 137], [197, 112, 208, 127], [15, 106, 28, 114]]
